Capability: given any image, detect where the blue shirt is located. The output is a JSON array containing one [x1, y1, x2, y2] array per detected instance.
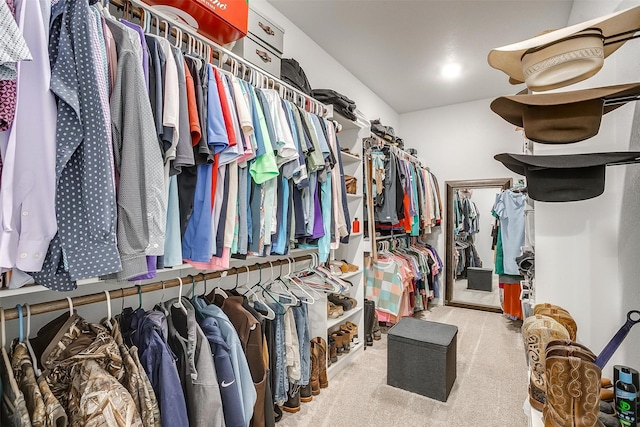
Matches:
[[493, 190, 526, 275], [182, 163, 213, 262], [207, 64, 229, 154]]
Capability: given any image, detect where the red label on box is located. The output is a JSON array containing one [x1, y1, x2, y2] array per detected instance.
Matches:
[[143, 0, 248, 45]]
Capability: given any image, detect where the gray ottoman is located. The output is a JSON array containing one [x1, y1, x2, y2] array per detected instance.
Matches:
[[387, 317, 457, 402], [467, 267, 493, 292]]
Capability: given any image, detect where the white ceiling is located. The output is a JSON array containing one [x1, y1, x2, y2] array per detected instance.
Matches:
[[268, 0, 575, 114]]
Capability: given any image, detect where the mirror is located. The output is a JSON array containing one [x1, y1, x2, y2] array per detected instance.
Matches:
[[445, 178, 512, 312]]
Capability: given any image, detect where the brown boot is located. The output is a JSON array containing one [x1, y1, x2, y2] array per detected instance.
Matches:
[[310, 341, 320, 396], [522, 315, 571, 411], [312, 337, 328, 389], [534, 304, 578, 341], [544, 355, 604, 427]]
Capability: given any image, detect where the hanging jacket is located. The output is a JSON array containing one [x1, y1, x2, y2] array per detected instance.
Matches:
[[126, 309, 190, 427], [31, 313, 144, 427], [164, 297, 225, 427], [199, 315, 246, 427]]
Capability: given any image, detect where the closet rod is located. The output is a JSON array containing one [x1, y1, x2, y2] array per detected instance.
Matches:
[[0, 255, 313, 321], [366, 134, 423, 167], [107, 0, 326, 116]]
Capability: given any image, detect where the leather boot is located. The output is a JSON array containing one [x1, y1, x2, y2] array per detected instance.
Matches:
[[312, 337, 328, 389], [364, 299, 375, 346], [328, 338, 338, 364], [300, 383, 312, 403], [544, 355, 605, 427], [310, 341, 320, 396], [281, 383, 300, 413], [534, 303, 578, 341], [522, 315, 571, 411]]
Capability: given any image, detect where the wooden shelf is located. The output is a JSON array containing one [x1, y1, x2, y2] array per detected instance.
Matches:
[[327, 305, 363, 329]]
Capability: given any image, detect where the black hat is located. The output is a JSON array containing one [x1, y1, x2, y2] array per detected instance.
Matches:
[[494, 152, 640, 202]]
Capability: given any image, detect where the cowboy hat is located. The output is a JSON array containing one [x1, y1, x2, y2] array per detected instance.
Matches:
[[488, 6, 640, 91], [494, 152, 640, 202], [490, 82, 640, 144]]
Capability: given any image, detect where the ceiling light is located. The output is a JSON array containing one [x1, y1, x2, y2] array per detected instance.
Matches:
[[441, 62, 462, 79]]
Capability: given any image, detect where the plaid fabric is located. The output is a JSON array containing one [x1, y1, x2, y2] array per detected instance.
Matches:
[[365, 259, 404, 316]]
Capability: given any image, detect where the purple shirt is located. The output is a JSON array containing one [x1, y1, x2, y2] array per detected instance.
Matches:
[[0, 0, 57, 272], [120, 19, 149, 90]]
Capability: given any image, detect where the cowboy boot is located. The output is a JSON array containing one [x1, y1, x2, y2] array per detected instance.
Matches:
[[312, 337, 329, 389], [534, 303, 578, 341], [310, 341, 320, 396], [281, 382, 301, 413], [522, 315, 571, 411], [544, 355, 605, 427]]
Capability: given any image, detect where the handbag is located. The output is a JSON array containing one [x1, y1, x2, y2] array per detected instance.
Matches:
[[344, 175, 357, 194]]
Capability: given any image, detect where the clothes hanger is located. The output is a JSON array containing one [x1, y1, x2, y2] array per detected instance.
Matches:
[[173, 277, 188, 315], [284, 258, 315, 304], [66, 297, 74, 317], [16, 304, 23, 343], [238, 265, 276, 320], [213, 268, 232, 300], [267, 261, 299, 306], [104, 290, 114, 331], [136, 284, 143, 310], [24, 304, 42, 377], [246, 264, 285, 313]]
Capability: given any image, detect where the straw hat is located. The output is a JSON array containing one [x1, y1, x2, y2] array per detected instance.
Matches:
[[488, 6, 640, 91], [490, 82, 640, 143], [494, 152, 640, 202]]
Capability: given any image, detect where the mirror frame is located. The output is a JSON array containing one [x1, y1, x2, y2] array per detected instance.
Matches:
[[444, 178, 513, 312]]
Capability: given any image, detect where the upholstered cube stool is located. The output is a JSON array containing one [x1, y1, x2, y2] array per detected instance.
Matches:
[[387, 317, 457, 402], [467, 267, 493, 292]]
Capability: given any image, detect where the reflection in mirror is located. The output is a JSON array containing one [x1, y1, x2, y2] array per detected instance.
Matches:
[[445, 178, 512, 312]]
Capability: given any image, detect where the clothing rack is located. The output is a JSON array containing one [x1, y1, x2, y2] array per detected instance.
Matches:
[[365, 134, 424, 167], [0, 255, 313, 321], [107, 0, 327, 116]]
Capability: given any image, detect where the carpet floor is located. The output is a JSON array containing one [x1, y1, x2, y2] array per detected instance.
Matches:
[[278, 305, 528, 426]]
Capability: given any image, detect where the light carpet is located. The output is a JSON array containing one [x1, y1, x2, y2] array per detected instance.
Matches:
[[279, 305, 528, 426]]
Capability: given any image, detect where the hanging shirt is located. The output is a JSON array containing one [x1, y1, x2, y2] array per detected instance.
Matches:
[[31, 0, 122, 290], [492, 190, 526, 275], [104, 18, 166, 279], [206, 64, 229, 155], [182, 163, 213, 263], [170, 46, 195, 175], [247, 85, 278, 184], [0, 0, 56, 273]]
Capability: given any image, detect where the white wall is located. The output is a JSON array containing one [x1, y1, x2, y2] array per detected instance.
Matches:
[[400, 0, 640, 375], [251, 0, 400, 129], [399, 97, 520, 302], [535, 0, 640, 377]]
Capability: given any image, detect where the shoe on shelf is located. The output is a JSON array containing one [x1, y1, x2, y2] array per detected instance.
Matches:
[[328, 337, 338, 363], [328, 293, 357, 311], [339, 259, 359, 273], [328, 262, 343, 277], [341, 321, 359, 345], [331, 331, 350, 354], [327, 301, 343, 319]]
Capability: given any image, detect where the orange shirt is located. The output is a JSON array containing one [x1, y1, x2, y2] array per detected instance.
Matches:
[[184, 61, 201, 146]]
